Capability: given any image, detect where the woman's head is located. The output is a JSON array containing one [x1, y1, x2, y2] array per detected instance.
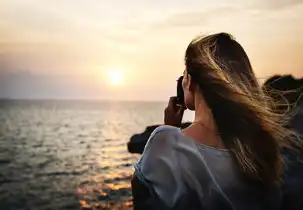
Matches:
[[182, 33, 258, 110], [182, 32, 299, 187]]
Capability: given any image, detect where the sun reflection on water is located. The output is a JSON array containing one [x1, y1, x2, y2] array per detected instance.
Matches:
[[76, 175, 133, 209], [0, 100, 167, 209]]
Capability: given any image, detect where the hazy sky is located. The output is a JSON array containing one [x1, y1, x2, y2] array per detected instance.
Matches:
[[1, 0, 303, 101]]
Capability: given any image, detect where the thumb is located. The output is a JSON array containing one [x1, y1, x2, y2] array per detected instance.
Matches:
[[176, 105, 185, 116]]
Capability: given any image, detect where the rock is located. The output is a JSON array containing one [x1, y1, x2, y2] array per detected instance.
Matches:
[[262, 74, 303, 111], [262, 74, 303, 135], [288, 102, 303, 135]]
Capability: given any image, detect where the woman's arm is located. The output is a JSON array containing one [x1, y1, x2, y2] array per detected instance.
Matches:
[[131, 173, 165, 210], [131, 125, 179, 209]]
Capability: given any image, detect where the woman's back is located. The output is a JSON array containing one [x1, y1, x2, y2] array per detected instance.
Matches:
[[134, 125, 282, 210], [132, 32, 302, 209]]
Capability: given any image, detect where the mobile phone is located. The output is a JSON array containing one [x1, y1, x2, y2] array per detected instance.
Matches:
[[176, 76, 185, 107]]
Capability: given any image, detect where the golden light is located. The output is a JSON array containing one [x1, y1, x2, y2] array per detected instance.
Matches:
[[106, 68, 124, 85]]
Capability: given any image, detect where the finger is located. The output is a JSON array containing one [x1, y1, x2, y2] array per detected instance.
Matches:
[[168, 96, 177, 110], [176, 106, 185, 116]]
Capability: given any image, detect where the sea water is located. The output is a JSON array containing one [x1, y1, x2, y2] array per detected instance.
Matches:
[[0, 100, 193, 210]]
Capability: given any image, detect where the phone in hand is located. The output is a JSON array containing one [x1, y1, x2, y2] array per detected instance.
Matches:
[[176, 76, 185, 108]]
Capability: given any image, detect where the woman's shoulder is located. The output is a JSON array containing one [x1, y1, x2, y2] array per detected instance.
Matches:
[[137, 124, 197, 179], [134, 125, 188, 207], [143, 125, 182, 151], [136, 125, 184, 173], [150, 124, 180, 136]]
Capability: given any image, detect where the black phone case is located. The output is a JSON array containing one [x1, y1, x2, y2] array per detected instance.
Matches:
[[176, 76, 185, 106]]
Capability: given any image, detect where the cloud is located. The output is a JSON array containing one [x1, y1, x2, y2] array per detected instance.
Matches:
[[153, 12, 209, 28], [251, 0, 303, 10], [141, 6, 239, 30], [145, 1, 303, 31]]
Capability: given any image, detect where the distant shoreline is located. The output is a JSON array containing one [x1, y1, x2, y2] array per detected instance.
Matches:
[[0, 98, 167, 103]]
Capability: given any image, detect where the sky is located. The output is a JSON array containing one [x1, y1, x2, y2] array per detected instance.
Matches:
[[0, 0, 303, 101]]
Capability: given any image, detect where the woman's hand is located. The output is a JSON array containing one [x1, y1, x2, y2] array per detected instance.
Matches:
[[164, 97, 186, 127]]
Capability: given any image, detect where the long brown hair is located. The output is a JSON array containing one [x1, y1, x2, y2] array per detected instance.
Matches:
[[185, 32, 300, 187]]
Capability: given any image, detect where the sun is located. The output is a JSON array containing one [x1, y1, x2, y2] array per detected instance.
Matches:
[[106, 68, 124, 85]]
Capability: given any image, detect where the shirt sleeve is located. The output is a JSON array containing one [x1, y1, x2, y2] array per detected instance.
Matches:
[[134, 126, 184, 208]]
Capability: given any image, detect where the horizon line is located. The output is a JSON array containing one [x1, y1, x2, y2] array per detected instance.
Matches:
[[0, 98, 168, 103]]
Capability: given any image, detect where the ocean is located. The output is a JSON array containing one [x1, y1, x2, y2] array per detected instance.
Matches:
[[0, 100, 193, 210]]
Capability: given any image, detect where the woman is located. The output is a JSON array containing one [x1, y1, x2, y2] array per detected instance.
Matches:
[[131, 32, 301, 209]]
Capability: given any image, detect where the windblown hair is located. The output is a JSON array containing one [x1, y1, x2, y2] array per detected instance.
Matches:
[[185, 32, 300, 187], [262, 74, 303, 113]]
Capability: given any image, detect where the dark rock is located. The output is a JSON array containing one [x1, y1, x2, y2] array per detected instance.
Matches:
[[288, 101, 303, 135], [263, 74, 303, 92], [262, 74, 303, 135], [262, 74, 303, 110]]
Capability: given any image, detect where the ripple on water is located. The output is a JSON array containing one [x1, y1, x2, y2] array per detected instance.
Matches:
[[0, 100, 164, 210], [76, 177, 133, 210], [0, 159, 11, 165]]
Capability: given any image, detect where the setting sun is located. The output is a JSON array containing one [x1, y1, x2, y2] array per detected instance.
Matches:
[[107, 68, 124, 85]]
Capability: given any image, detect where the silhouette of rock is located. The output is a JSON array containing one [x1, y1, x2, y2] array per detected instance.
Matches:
[[263, 74, 303, 91], [288, 101, 303, 135], [263, 74, 303, 104], [127, 122, 191, 154], [262, 74, 303, 135]]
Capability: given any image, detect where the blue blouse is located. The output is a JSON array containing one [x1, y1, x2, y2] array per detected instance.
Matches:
[[133, 125, 292, 210]]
